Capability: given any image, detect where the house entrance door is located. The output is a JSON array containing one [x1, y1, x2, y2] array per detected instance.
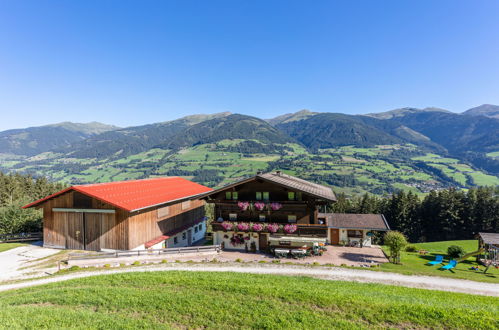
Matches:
[[330, 228, 340, 245], [259, 233, 268, 251], [187, 229, 192, 245]]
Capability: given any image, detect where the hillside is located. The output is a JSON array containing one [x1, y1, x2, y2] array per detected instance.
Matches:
[[463, 104, 499, 119], [0, 105, 498, 194], [0, 122, 118, 156]]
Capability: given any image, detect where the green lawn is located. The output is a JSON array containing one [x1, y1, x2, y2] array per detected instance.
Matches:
[[0, 271, 497, 329], [0, 242, 26, 253], [381, 240, 499, 283]]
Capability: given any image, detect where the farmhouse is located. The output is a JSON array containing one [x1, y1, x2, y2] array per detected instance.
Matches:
[[23, 177, 212, 251], [203, 171, 389, 251]]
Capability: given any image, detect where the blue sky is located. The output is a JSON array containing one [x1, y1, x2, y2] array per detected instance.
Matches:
[[1, 1, 498, 130]]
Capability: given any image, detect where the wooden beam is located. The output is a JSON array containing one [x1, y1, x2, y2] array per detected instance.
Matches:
[[52, 208, 115, 214]]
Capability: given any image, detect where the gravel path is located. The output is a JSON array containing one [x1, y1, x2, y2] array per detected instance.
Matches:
[[1, 263, 498, 296], [0, 242, 60, 282]]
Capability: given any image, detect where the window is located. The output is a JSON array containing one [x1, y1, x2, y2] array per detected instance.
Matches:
[[174, 237, 178, 244], [181, 200, 191, 210], [347, 230, 363, 238], [229, 213, 237, 221], [255, 192, 262, 200], [226, 191, 239, 200], [288, 215, 297, 223], [194, 226, 198, 233], [262, 192, 269, 201], [288, 192, 296, 200], [296, 192, 302, 201], [259, 214, 266, 221], [198, 224, 203, 231], [157, 206, 170, 219], [182, 232, 186, 240]]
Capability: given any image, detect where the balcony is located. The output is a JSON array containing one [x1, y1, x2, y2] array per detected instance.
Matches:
[[211, 222, 327, 238]]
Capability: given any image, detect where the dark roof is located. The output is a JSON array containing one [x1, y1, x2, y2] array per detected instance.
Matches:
[[23, 177, 212, 212], [479, 232, 499, 245], [320, 213, 390, 231], [201, 171, 337, 202]]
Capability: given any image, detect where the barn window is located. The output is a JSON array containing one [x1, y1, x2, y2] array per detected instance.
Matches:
[[288, 192, 295, 200], [174, 237, 178, 244], [157, 206, 170, 219], [194, 226, 199, 233], [259, 214, 266, 221], [181, 200, 191, 210], [287, 215, 297, 223], [182, 232, 186, 240], [255, 192, 262, 200], [229, 213, 237, 220], [262, 192, 269, 201]]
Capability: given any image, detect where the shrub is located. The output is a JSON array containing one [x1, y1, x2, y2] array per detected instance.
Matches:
[[405, 245, 418, 252], [69, 266, 80, 271], [161, 259, 168, 263], [271, 260, 280, 264], [235, 258, 243, 263], [447, 245, 466, 259], [132, 261, 141, 266], [103, 264, 111, 268], [384, 231, 408, 264], [258, 260, 267, 263]]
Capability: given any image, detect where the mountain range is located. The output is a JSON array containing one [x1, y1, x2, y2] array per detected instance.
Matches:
[[1, 104, 498, 195]]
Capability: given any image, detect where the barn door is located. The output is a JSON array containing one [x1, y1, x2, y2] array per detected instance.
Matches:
[[66, 212, 84, 250], [84, 213, 101, 251], [259, 234, 268, 251], [330, 229, 340, 245]]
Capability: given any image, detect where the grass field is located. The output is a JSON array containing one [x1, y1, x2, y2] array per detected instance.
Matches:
[[381, 240, 499, 283], [0, 271, 497, 329], [0, 243, 26, 253]]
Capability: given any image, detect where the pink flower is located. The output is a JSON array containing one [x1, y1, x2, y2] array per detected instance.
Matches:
[[237, 223, 250, 231], [266, 223, 279, 233], [221, 222, 233, 231], [251, 223, 264, 232], [283, 224, 297, 234], [270, 202, 282, 211], [238, 201, 250, 211], [254, 202, 265, 211]]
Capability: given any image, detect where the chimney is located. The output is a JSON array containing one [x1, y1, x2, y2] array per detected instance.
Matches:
[[256, 171, 263, 175], [276, 170, 281, 176]]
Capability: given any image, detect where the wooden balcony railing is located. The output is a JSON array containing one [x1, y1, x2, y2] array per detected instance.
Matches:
[[211, 222, 327, 237]]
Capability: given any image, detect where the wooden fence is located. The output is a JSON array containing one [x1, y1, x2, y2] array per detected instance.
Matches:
[[0, 232, 43, 243], [68, 244, 222, 261]]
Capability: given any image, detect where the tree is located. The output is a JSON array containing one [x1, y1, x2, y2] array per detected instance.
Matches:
[[384, 231, 408, 264]]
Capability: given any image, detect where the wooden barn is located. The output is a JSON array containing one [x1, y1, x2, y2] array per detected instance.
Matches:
[[23, 177, 212, 251]]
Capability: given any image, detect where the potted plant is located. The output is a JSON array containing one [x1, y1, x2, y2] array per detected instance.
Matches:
[[270, 202, 282, 211], [237, 223, 250, 232], [251, 223, 264, 232], [283, 224, 297, 234], [237, 201, 250, 211], [266, 223, 279, 233], [254, 201, 265, 211], [221, 222, 233, 231]]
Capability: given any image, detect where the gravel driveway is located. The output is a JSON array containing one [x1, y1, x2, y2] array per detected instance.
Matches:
[[0, 242, 60, 282], [1, 263, 498, 296]]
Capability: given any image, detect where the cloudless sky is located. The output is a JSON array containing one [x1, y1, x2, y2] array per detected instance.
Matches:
[[1, 0, 499, 130]]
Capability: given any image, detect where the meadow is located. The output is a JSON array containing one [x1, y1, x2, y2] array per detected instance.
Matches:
[[0, 271, 497, 329], [381, 240, 498, 283]]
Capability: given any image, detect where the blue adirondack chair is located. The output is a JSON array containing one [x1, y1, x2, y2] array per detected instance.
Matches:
[[441, 260, 457, 270], [427, 255, 443, 265]]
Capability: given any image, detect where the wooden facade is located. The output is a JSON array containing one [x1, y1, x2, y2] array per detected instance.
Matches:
[[39, 190, 205, 251], [204, 173, 336, 250]]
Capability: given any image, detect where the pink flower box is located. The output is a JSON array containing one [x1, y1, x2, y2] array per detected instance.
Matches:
[[251, 223, 264, 232], [270, 202, 282, 211], [266, 223, 279, 233], [237, 223, 250, 232], [283, 224, 297, 234], [221, 222, 233, 231], [254, 202, 266, 211]]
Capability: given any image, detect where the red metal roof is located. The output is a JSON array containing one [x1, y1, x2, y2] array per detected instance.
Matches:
[[23, 177, 213, 212]]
